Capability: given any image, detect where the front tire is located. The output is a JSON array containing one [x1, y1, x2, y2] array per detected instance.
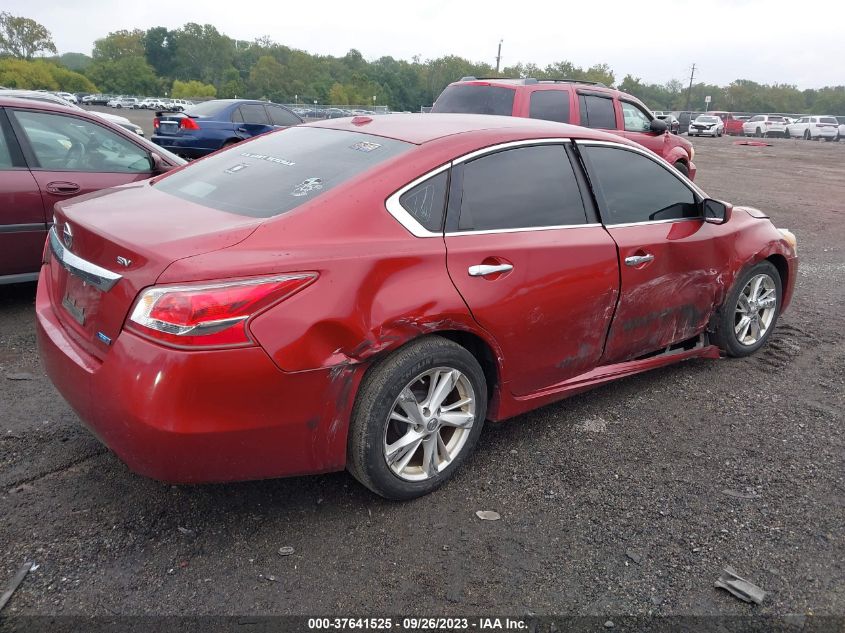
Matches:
[[673, 160, 690, 178], [712, 261, 782, 358], [347, 336, 487, 500]]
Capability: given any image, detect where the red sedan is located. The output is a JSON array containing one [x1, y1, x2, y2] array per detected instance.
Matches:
[[36, 114, 797, 499]]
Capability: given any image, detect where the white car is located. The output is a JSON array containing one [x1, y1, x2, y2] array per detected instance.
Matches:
[[689, 114, 724, 137], [55, 92, 78, 104], [742, 114, 788, 138], [837, 117, 845, 141], [138, 98, 164, 110], [785, 115, 839, 141]]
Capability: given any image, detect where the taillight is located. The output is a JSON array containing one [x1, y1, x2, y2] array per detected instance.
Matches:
[[180, 117, 200, 130], [127, 273, 317, 348], [153, 117, 160, 129]]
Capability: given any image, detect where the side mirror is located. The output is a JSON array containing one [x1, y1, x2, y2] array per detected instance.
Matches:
[[150, 152, 171, 175], [649, 118, 668, 134], [703, 198, 731, 224]]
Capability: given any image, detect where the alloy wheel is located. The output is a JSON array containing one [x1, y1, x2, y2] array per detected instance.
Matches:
[[383, 367, 476, 481], [734, 273, 778, 346]]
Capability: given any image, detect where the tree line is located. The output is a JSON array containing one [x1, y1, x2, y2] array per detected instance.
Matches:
[[1, 12, 843, 114]]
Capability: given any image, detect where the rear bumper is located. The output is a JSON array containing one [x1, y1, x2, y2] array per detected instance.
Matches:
[[35, 273, 362, 483]]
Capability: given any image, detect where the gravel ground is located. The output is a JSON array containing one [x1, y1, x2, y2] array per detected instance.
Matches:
[[0, 135, 843, 621]]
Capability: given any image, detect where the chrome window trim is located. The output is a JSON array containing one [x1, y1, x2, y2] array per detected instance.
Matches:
[[603, 217, 704, 229], [48, 226, 122, 292], [446, 223, 601, 237], [384, 163, 450, 238], [451, 137, 572, 165]]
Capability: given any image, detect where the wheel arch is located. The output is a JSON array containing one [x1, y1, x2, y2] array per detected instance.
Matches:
[[766, 253, 790, 311], [361, 329, 504, 419]]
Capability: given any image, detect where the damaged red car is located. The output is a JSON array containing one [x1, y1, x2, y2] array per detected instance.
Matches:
[[36, 114, 797, 499]]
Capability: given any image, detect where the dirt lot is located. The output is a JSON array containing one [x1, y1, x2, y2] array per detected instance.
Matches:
[[1, 135, 843, 621]]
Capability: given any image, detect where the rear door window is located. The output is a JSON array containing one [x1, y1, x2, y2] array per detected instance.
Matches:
[[431, 85, 515, 116], [579, 94, 617, 130], [154, 127, 411, 217], [528, 90, 571, 123], [457, 145, 587, 231]]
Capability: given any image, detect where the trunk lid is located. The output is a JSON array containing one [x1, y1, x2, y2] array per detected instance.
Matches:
[[47, 182, 263, 360]]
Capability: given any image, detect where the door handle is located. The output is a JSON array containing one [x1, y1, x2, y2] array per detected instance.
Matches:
[[45, 182, 81, 195], [236, 127, 248, 133], [625, 253, 655, 267], [468, 263, 513, 277]]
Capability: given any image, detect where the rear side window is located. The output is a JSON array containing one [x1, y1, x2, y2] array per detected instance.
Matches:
[[431, 85, 515, 116], [231, 108, 244, 123], [583, 145, 698, 225], [529, 90, 571, 123], [154, 127, 411, 217], [579, 94, 617, 130], [399, 170, 448, 232], [457, 145, 587, 231]]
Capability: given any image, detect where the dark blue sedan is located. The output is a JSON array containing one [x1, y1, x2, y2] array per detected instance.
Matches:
[[151, 99, 303, 159]]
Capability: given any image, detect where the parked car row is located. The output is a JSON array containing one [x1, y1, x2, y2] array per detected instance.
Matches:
[[104, 96, 194, 111], [671, 110, 844, 140]]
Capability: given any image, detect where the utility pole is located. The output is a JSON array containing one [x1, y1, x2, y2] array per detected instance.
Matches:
[[495, 40, 503, 74], [684, 63, 696, 111]]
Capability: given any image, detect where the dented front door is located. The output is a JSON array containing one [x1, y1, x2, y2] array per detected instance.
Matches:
[[600, 220, 722, 364]]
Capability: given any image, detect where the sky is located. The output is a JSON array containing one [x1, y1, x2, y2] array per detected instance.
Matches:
[[7, 0, 844, 89]]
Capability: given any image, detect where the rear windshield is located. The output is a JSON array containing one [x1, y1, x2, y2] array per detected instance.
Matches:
[[154, 127, 411, 217], [184, 101, 230, 118], [431, 85, 515, 116], [819, 117, 837, 124], [768, 116, 785, 121]]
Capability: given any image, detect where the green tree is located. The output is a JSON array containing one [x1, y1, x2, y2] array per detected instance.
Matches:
[[92, 29, 145, 61], [0, 12, 57, 59], [170, 23, 234, 86], [171, 79, 216, 99], [0, 57, 58, 89], [143, 26, 175, 77], [87, 56, 158, 94], [248, 55, 284, 100], [57, 52, 92, 72]]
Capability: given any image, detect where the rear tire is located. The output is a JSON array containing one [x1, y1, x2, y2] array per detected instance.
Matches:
[[756, 128, 763, 137], [347, 336, 487, 500], [712, 261, 782, 358]]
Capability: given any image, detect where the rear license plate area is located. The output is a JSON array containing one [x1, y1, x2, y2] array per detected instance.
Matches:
[[61, 275, 100, 326]]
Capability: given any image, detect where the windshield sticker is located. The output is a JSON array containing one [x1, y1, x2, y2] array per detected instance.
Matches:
[[224, 163, 250, 174], [350, 141, 382, 153], [291, 178, 324, 197], [179, 181, 217, 197], [241, 152, 296, 166]]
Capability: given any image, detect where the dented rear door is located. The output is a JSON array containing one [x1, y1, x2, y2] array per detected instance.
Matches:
[[444, 143, 619, 396]]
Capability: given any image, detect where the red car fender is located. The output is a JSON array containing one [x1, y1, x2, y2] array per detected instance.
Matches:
[[664, 144, 692, 167]]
